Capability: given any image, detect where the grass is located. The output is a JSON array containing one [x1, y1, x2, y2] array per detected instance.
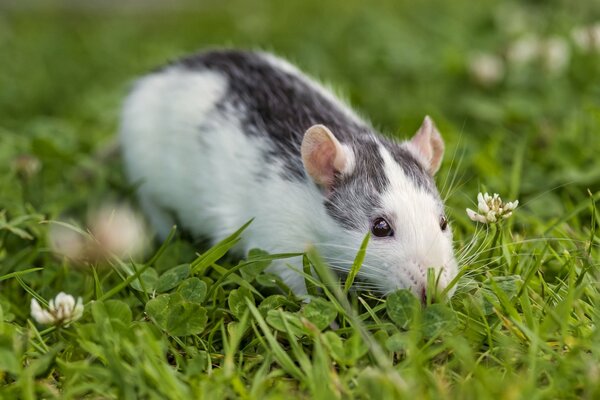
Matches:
[[1, 0, 600, 398]]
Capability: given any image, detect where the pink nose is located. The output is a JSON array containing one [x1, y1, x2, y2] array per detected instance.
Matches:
[[420, 286, 427, 304]]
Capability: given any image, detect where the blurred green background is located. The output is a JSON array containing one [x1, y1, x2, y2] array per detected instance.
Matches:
[[1, 0, 599, 230]]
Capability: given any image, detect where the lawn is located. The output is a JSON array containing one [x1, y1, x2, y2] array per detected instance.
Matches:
[[1, 0, 600, 398]]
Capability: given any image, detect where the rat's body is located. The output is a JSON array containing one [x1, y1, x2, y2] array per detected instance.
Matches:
[[120, 50, 458, 297]]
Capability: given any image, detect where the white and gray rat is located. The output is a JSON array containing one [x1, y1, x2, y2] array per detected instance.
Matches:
[[119, 49, 458, 299]]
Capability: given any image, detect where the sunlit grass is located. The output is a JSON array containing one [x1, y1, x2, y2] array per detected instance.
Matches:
[[1, 0, 599, 398]]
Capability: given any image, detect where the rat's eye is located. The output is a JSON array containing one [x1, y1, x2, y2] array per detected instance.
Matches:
[[440, 216, 448, 231], [371, 217, 394, 237]]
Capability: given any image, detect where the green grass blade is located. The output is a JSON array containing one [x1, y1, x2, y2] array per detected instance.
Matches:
[[245, 299, 305, 381], [0, 267, 43, 282], [343, 232, 370, 295]]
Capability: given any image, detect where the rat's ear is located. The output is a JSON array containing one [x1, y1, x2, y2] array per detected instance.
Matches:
[[301, 124, 354, 188], [408, 116, 445, 175]]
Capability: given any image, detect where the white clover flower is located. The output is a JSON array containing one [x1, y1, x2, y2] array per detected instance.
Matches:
[[571, 26, 592, 52], [592, 24, 600, 51], [507, 35, 541, 65], [48, 222, 86, 261], [571, 23, 600, 53], [468, 53, 505, 87], [466, 192, 519, 224], [49, 204, 148, 264], [541, 36, 570, 74], [31, 292, 84, 326], [12, 154, 41, 179], [88, 204, 148, 259]]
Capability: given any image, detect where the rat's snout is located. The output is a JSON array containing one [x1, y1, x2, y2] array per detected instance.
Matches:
[[415, 267, 449, 303], [419, 286, 427, 304], [407, 258, 457, 302], [381, 257, 455, 301], [409, 239, 459, 300]]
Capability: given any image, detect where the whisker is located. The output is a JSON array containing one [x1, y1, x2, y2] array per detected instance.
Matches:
[[313, 242, 364, 251], [461, 236, 594, 262], [440, 123, 466, 200], [457, 228, 491, 265], [319, 254, 392, 268], [456, 225, 489, 259]]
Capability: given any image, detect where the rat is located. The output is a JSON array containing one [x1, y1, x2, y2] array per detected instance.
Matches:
[[119, 49, 458, 300]]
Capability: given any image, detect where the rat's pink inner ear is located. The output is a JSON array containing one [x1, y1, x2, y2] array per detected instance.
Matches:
[[301, 124, 350, 188], [409, 116, 445, 175]]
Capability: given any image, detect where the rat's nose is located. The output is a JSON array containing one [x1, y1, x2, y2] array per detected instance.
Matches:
[[420, 286, 427, 305]]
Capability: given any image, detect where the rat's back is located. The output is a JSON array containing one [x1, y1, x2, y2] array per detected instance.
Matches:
[[119, 50, 366, 252]]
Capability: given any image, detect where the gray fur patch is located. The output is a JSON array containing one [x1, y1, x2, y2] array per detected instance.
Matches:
[[174, 49, 372, 180], [325, 138, 387, 230], [325, 138, 443, 231], [165, 50, 442, 229]]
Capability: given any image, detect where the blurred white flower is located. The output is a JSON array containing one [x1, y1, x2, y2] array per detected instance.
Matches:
[[592, 24, 600, 51], [541, 36, 570, 74], [507, 35, 541, 65], [88, 204, 147, 259], [468, 53, 505, 87], [507, 35, 571, 74], [31, 292, 83, 326], [48, 204, 148, 264], [49, 222, 86, 261], [12, 154, 41, 179], [571, 23, 600, 53], [571, 27, 591, 51], [466, 192, 518, 224]]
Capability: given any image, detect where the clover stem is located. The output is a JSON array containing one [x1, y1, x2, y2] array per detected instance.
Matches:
[[486, 223, 503, 266]]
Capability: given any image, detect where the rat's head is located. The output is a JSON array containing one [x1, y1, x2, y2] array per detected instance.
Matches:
[[301, 116, 458, 301]]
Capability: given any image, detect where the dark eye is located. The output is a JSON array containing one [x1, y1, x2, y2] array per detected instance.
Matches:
[[371, 217, 394, 237], [440, 216, 448, 231]]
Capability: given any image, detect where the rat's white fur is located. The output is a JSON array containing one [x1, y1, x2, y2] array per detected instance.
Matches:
[[121, 65, 348, 294], [120, 54, 457, 297]]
